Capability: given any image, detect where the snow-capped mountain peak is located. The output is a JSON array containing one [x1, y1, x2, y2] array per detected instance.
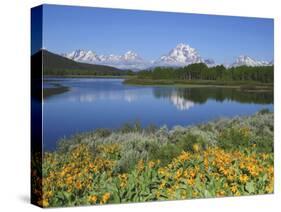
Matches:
[[62, 49, 147, 70], [122, 50, 142, 61], [154, 43, 205, 66], [172, 43, 193, 52], [231, 55, 271, 67], [61, 45, 272, 70], [62, 49, 100, 63]]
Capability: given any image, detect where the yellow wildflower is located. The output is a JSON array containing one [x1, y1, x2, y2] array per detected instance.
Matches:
[[158, 167, 166, 176], [89, 163, 94, 169], [89, 195, 98, 203], [193, 144, 200, 152], [75, 181, 82, 190], [159, 181, 166, 189], [239, 174, 249, 184], [101, 192, 111, 204], [137, 160, 144, 172], [265, 183, 273, 193], [174, 169, 183, 180], [216, 190, 225, 197], [178, 151, 190, 162], [192, 190, 199, 198], [66, 176, 73, 185], [187, 178, 195, 186], [148, 161, 155, 168], [234, 191, 241, 196], [118, 173, 128, 188], [230, 184, 238, 193], [42, 199, 49, 207]]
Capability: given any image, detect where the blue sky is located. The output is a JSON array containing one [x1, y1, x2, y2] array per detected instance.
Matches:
[[41, 4, 274, 64]]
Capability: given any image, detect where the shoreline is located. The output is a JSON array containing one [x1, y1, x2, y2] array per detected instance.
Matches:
[[43, 83, 70, 99], [42, 76, 273, 99], [43, 76, 273, 90], [123, 78, 273, 90], [44, 75, 132, 79], [47, 110, 273, 152]]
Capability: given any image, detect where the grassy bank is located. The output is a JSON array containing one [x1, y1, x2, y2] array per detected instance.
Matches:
[[124, 78, 273, 90], [33, 111, 274, 207]]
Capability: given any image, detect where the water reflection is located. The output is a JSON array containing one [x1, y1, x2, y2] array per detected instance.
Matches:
[[65, 91, 138, 103], [153, 87, 273, 106], [43, 78, 273, 151], [45, 79, 273, 107], [45, 79, 139, 103], [169, 93, 195, 111]]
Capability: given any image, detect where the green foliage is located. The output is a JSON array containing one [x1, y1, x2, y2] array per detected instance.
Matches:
[[258, 108, 270, 114], [95, 128, 112, 138], [217, 127, 252, 150], [118, 120, 142, 133], [149, 143, 181, 165], [133, 63, 273, 83], [177, 134, 207, 152]]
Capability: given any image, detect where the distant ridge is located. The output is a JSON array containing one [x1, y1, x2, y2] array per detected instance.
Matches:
[[231, 55, 272, 67], [62, 49, 147, 71], [32, 49, 133, 76], [62, 43, 273, 70]]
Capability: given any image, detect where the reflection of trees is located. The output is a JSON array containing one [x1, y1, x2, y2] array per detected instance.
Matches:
[[153, 87, 273, 105]]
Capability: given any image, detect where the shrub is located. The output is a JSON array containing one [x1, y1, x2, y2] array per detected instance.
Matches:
[[177, 134, 207, 152], [149, 143, 181, 165]]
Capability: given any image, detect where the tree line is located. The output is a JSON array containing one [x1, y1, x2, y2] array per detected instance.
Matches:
[[137, 63, 273, 83]]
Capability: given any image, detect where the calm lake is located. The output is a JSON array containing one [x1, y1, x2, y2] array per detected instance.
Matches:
[[43, 78, 273, 151]]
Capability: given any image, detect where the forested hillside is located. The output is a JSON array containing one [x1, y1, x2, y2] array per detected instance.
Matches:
[[31, 50, 134, 76]]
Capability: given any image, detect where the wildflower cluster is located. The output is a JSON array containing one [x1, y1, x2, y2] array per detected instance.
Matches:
[[32, 112, 273, 207], [37, 142, 273, 207], [41, 144, 116, 207], [152, 148, 273, 199]]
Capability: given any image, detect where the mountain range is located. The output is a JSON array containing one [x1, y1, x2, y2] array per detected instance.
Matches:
[[61, 43, 273, 70], [231, 55, 273, 67], [62, 50, 148, 70], [33, 50, 132, 76]]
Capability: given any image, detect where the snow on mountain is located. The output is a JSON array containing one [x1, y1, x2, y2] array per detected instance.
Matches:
[[231, 55, 271, 67], [62, 49, 147, 70], [62, 49, 101, 63], [62, 44, 214, 70], [122, 51, 141, 61], [61, 45, 272, 70], [153, 43, 205, 67]]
